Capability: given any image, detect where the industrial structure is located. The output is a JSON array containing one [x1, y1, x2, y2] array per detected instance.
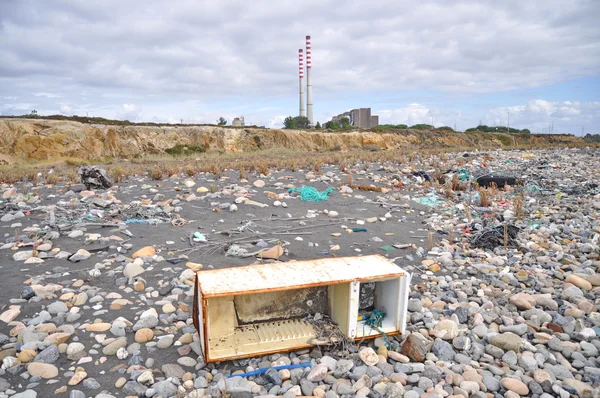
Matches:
[[305, 36, 313, 126], [332, 108, 379, 128], [232, 116, 245, 127], [298, 49, 305, 118]]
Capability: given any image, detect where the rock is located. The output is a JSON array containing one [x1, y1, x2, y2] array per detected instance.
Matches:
[[401, 333, 431, 362], [307, 364, 329, 382], [102, 337, 128, 355], [501, 377, 529, 395], [122, 381, 147, 396], [47, 301, 68, 314], [162, 363, 185, 379], [566, 274, 592, 290], [34, 344, 59, 364], [132, 246, 156, 258], [253, 180, 265, 188], [152, 380, 177, 397], [123, 262, 145, 278], [0, 308, 21, 323], [564, 378, 593, 397], [490, 332, 523, 352], [134, 328, 154, 343], [218, 376, 252, 395], [431, 339, 455, 361], [510, 292, 537, 310], [69, 249, 91, 262], [27, 362, 59, 379], [86, 322, 111, 332], [387, 351, 409, 363], [265, 368, 282, 385], [359, 347, 379, 366], [433, 319, 459, 340]]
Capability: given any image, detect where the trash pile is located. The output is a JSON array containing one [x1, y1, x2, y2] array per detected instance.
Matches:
[[0, 148, 598, 398]]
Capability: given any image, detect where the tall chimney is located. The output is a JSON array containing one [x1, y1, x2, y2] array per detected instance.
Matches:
[[299, 49, 305, 118], [306, 35, 313, 126]]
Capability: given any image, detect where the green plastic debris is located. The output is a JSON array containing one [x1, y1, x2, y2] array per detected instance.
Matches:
[[288, 186, 333, 202], [380, 245, 396, 253], [193, 232, 207, 242], [458, 170, 469, 180], [413, 194, 442, 207]]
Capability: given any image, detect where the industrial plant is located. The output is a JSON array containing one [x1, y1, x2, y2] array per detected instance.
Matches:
[[332, 108, 379, 128], [298, 36, 314, 126]]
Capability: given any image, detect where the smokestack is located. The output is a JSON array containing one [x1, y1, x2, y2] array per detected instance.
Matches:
[[299, 49, 305, 118], [306, 35, 313, 126]]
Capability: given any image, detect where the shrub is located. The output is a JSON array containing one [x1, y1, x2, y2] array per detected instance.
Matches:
[[165, 144, 206, 156], [363, 144, 381, 152]]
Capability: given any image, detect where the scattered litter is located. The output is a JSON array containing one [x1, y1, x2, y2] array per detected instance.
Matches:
[[470, 224, 520, 250], [226, 244, 249, 257], [351, 228, 368, 233], [227, 362, 313, 378], [78, 166, 113, 190], [192, 232, 207, 242], [380, 245, 396, 253], [413, 194, 442, 207], [288, 186, 334, 202], [125, 219, 149, 225], [476, 175, 518, 188], [258, 245, 284, 260], [412, 171, 431, 182]]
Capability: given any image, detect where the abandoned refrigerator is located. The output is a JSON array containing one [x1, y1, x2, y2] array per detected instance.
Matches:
[[193, 254, 411, 362]]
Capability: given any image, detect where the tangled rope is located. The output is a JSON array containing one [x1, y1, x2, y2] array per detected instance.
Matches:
[[362, 308, 392, 349], [288, 186, 333, 202]]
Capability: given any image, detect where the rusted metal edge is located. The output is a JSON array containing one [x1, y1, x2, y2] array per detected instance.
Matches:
[[203, 331, 401, 363], [196, 272, 405, 298]]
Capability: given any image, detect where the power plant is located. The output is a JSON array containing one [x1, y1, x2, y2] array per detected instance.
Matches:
[[298, 49, 305, 118], [297, 36, 314, 126], [305, 35, 313, 126]]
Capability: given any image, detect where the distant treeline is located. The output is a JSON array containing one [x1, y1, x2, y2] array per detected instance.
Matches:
[[583, 134, 600, 143], [375, 124, 531, 134]]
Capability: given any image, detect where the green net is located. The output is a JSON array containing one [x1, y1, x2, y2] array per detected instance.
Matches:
[[288, 186, 334, 202]]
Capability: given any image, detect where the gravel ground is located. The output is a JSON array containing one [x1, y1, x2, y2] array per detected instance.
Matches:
[[0, 147, 598, 398]]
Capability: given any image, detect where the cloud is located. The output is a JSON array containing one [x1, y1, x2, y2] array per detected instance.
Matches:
[[59, 104, 72, 114], [33, 92, 60, 98], [0, 1, 598, 131], [117, 103, 142, 121]]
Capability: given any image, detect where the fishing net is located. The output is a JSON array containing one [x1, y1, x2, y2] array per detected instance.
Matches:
[[288, 186, 334, 202]]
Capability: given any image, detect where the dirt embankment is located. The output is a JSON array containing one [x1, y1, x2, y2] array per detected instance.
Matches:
[[0, 118, 587, 163]]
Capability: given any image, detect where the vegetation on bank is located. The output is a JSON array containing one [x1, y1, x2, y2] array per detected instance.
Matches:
[[583, 134, 600, 143]]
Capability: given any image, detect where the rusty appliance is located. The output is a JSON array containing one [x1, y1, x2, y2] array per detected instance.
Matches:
[[193, 254, 411, 362]]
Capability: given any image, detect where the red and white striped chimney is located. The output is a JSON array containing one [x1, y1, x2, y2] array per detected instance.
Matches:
[[299, 49, 306, 118], [306, 35, 313, 126]]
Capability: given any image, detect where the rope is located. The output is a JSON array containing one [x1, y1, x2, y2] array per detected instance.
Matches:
[[362, 308, 392, 349], [288, 186, 333, 202]]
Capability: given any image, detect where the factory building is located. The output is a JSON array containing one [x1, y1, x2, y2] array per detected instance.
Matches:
[[332, 108, 379, 128]]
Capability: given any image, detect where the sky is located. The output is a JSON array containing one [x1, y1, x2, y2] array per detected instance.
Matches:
[[1, 0, 599, 134]]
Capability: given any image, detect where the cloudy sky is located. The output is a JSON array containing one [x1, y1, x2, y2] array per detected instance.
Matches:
[[1, 0, 599, 133]]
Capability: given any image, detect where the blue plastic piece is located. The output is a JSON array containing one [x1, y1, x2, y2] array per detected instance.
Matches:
[[227, 362, 312, 378]]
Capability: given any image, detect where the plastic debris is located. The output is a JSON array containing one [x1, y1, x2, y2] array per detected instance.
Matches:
[[470, 224, 520, 250], [412, 171, 431, 182], [413, 194, 442, 207], [476, 175, 518, 188], [78, 166, 113, 190], [125, 219, 149, 225], [351, 228, 368, 233], [227, 362, 312, 379], [288, 186, 334, 202], [226, 244, 249, 257], [193, 232, 207, 242], [380, 245, 396, 253]]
